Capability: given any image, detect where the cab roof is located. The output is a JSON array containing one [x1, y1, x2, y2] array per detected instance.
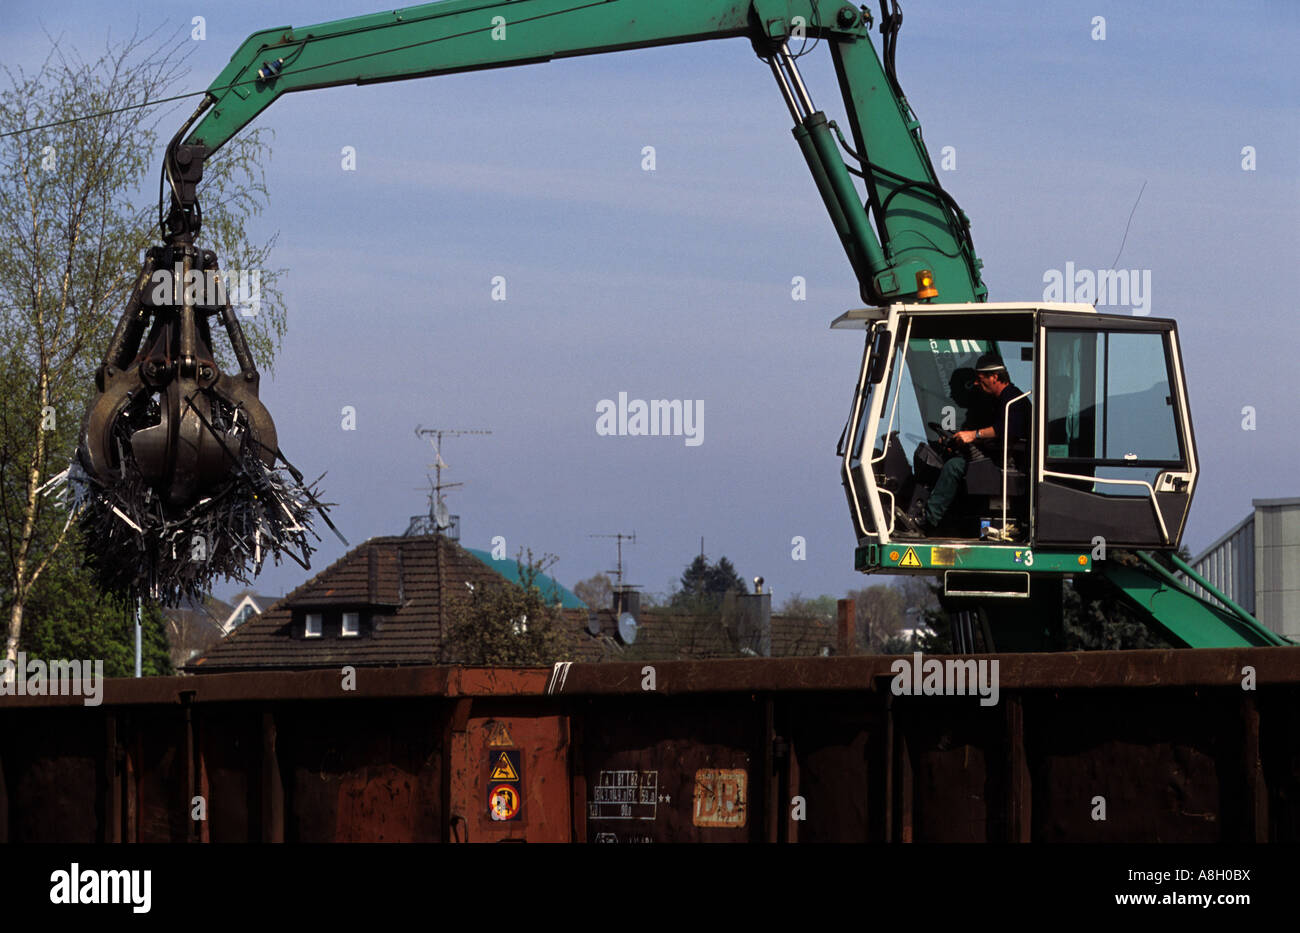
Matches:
[[830, 301, 1097, 330]]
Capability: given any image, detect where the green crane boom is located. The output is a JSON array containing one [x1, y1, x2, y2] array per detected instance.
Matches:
[[171, 0, 984, 306]]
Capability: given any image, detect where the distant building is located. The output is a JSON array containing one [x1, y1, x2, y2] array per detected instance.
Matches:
[[1187, 497, 1299, 642], [221, 590, 282, 634]]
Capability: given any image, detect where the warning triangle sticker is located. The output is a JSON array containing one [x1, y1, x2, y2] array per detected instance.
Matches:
[[486, 721, 515, 747], [490, 751, 520, 782], [899, 547, 922, 568]]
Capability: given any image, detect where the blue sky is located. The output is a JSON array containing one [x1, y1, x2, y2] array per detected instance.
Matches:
[[4, 0, 1297, 606]]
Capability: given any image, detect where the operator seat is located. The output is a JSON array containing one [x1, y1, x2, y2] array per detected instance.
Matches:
[[963, 433, 1029, 521]]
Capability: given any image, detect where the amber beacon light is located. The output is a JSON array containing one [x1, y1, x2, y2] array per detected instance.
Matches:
[[916, 269, 938, 299]]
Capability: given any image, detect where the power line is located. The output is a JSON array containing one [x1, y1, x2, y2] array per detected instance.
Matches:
[[1108, 179, 1147, 272], [0, 88, 209, 140]]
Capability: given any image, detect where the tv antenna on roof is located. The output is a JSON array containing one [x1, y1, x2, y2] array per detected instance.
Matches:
[[407, 426, 491, 536], [590, 531, 637, 588]]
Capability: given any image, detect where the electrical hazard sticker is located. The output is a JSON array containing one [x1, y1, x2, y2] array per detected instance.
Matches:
[[489, 784, 521, 821], [490, 750, 521, 782], [899, 547, 923, 568]]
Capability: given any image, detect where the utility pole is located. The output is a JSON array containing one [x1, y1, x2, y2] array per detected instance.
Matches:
[[134, 598, 142, 678]]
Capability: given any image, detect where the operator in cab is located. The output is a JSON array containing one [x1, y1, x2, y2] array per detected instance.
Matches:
[[898, 352, 1029, 537]]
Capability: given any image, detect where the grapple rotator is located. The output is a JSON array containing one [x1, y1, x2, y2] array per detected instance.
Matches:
[[74, 126, 340, 606]]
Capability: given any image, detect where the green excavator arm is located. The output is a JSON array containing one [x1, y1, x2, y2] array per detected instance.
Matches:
[[173, 0, 985, 306]]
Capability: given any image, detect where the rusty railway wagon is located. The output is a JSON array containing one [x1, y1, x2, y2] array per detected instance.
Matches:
[[2, 650, 1298, 843]]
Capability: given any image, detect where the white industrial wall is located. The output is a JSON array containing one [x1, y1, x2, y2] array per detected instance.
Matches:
[[1254, 499, 1300, 641], [1189, 498, 1300, 642]]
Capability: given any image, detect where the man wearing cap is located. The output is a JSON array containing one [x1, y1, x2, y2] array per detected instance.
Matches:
[[899, 352, 1029, 535]]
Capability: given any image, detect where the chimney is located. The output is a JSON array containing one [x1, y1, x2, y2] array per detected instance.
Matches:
[[837, 598, 856, 656], [612, 585, 640, 619], [733, 584, 772, 657]]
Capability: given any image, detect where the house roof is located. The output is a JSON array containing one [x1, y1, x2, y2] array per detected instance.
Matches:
[[188, 535, 511, 672], [568, 607, 836, 661], [462, 548, 587, 609], [771, 615, 838, 657]]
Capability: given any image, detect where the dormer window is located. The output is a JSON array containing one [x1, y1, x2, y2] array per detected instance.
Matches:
[[305, 613, 322, 638], [342, 612, 360, 637]]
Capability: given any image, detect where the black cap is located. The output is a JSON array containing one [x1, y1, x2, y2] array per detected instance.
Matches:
[[975, 352, 1007, 373]]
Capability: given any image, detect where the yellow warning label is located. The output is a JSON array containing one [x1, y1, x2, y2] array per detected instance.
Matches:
[[486, 721, 515, 747], [490, 751, 520, 782], [930, 547, 956, 567], [899, 547, 923, 568]]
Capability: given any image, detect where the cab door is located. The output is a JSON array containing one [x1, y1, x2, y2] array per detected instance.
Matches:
[[1034, 312, 1197, 548]]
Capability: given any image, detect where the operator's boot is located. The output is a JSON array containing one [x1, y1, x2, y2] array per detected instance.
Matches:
[[894, 498, 932, 537]]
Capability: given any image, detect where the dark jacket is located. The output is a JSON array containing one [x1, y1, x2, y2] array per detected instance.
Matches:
[[987, 382, 1030, 467]]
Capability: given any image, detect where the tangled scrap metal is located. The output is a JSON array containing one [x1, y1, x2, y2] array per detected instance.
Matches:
[[61, 389, 344, 608]]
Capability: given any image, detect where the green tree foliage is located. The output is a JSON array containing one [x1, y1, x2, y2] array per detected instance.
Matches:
[[0, 30, 284, 666], [19, 529, 172, 676], [444, 552, 572, 666], [671, 554, 747, 612]]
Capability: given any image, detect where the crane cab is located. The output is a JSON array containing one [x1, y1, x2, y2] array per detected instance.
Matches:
[[836, 302, 1198, 584]]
